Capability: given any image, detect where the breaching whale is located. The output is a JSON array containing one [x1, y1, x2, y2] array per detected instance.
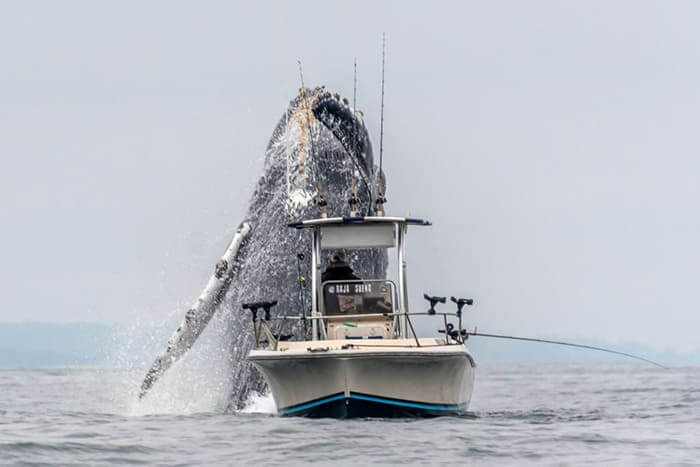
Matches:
[[139, 87, 387, 409]]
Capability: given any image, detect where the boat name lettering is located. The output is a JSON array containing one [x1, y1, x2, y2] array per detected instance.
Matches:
[[328, 283, 373, 294]]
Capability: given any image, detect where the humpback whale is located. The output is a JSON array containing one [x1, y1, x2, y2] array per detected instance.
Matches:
[[139, 87, 387, 409]]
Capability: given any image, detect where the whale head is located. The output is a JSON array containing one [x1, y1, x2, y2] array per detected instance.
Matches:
[[139, 87, 389, 410]]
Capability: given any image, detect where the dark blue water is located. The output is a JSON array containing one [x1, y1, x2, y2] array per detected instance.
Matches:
[[1, 365, 697, 466]]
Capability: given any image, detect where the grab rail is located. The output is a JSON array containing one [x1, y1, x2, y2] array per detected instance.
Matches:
[[247, 311, 468, 350]]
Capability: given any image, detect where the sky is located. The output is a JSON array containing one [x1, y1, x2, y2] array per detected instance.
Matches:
[[1, 1, 699, 353]]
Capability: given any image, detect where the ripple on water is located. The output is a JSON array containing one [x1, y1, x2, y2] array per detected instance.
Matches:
[[1, 366, 698, 466]]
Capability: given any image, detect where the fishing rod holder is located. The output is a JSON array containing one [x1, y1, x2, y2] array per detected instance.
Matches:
[[450, 296, 473, 317], [348, 194, 359, 217], [242, 300, 278, 321], [423, 294, 446, 315], [423, 294, 474, 343], [315, 196, 328, 218], [374, 193, 387, 217], [243, 300, 286, 350]]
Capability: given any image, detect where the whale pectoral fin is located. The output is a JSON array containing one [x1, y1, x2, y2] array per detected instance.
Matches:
[[138, 222, 252, 399]]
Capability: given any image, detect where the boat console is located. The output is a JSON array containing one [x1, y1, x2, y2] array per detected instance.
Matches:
[[242, 216, 478, 348], [322, 279, 397, 339], [291, 216, 429, 342]]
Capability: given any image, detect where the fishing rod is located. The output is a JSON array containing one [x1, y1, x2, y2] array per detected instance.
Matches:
[[298, 60, 371, 216], [375, 33, 388, 215], [267, 252, 309, 346], [295, 252, 308, 337], [297, 60, 326, 216], [351, 57, 366, 216], [464, 331, 668, 369], [378, 32, 386, 186], [352, 57, 358, 167], [342, 58, 372, 216]]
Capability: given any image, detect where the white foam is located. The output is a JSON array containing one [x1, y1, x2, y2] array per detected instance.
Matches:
[[240, 391, 277, 414], [127, 311, 235, 416]]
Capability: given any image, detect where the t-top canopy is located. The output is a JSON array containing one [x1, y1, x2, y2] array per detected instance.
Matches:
[[288, 216, 431, 229], [289, 216, 431, 250]]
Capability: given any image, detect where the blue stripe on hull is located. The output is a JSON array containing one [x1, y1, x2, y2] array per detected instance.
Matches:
[[279, 392, 467, 418], [348, 393, 466, 412], [280, 393, 346, 415]]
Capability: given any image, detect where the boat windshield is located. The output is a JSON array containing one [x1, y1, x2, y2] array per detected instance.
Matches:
[[322, 280, 396, 316]]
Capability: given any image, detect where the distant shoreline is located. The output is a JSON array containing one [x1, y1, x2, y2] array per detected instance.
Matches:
[[1, 321, 698, 368]]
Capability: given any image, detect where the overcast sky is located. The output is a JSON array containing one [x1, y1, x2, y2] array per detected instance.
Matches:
[[1, 1, 699, 352]]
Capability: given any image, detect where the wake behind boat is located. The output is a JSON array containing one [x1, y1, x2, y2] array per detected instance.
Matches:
[[246, 216, 476, 418]]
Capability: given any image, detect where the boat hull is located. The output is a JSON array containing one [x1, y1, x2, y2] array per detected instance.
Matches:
[[248, 339, 475, 418], [280, 392, 468, 417]]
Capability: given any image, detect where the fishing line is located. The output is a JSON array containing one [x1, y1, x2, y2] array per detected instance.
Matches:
[[465, 332, 668, 369]]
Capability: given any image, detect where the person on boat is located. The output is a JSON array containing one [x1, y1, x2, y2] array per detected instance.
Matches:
[[322, 250, 360, 282]]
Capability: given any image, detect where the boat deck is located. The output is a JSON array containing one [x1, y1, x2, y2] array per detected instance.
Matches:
[[249, 338, 474, 361]]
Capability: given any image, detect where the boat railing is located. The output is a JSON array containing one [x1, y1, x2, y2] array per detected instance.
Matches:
[[245, 309, 469, 351]]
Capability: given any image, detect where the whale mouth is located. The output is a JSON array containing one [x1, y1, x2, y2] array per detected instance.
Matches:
[[304, 89, 378, 215], [272, 87, 379, 217], [311, 90, 375, 185]]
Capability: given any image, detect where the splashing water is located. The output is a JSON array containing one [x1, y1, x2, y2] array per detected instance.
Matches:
[[240, 392, 277, 415], [133, 88, 387, 412], [130, 311, 236, 415]]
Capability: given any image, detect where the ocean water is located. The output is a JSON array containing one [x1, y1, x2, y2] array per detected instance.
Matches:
[[0, 365, 697, 466]]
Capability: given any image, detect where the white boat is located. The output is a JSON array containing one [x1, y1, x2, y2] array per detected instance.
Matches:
[[246, 216, 476, 417]]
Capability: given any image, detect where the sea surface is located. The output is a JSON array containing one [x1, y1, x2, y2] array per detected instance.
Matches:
[[0, 365, 697, 466]]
